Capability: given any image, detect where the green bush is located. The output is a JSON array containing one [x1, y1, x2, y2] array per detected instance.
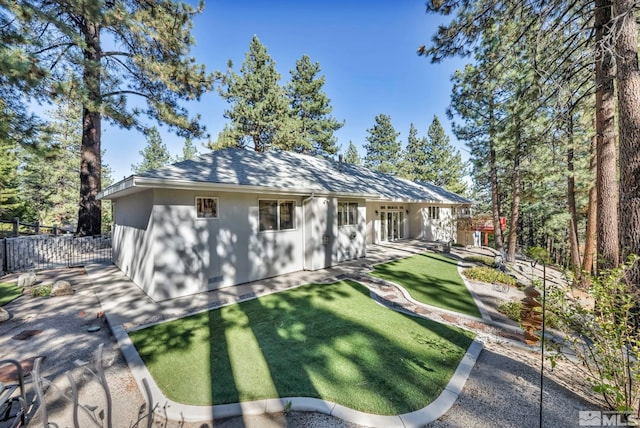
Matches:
[[462, 266, 517, 286], [463, 255, 497, 268], [31, 285, 52, 297], [498, 299, 558, 327], [497, 300, 522, 322], [526, 246, 550, 264], [547, 256, 640, 414]]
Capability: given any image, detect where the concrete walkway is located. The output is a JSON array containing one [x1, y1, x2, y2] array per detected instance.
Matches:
[[84, 241, 538, 427]]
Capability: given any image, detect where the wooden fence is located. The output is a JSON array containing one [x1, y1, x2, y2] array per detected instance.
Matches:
[[0, 234, 112, 275]]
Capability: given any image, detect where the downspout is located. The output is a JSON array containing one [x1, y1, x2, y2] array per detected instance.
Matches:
[[302, 193, 315, 270]]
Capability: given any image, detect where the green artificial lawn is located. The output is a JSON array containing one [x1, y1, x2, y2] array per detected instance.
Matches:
[[0, 282, 21, 306], [370, 253, 482, 318], [130, 280, 475, 415]]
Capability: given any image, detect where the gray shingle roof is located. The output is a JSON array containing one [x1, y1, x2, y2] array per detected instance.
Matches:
[[104, 148, 471, 204]]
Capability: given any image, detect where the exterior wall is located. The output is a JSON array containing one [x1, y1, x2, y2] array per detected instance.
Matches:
[[148, 189, 222, 301], [112, 186, 466, 301], [145, 190, 306, 301], [333, 201, 366, 264], [304, 197, 366, 270], [409, 204, 457, 242], [112, 190, 155, 293], [365, 202, 379, 245], [115, 189, 356, 301]]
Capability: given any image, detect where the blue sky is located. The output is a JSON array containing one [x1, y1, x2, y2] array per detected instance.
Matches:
[[104, 0, 470, 180]]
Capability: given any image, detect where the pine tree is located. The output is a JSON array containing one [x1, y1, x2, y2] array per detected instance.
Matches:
[[43, 95, 82, 227], [402, 118, 467, 194], [101, 159, 113, 233], [4, 0, 213, 235], [614, 0, 640, 283], [0, 100, 24, 219], [132, 127, 173, 173], [179, 137, 199, 161], [217, 36, 289, 152], [401, 123, 424, 180], [286, 55, 343, 157], [18, 93, 82, 226], [343, 141, 361, 165], [363, 114, 401, 174]]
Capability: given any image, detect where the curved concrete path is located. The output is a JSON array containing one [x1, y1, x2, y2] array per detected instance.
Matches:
[[87, 242, 537, 427]]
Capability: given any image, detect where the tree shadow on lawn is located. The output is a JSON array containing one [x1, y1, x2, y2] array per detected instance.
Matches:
[[226, 280, 474, 415], [417, 253, 462, 267], [130, 281, 475, 416], [372, 263, 481, 318]]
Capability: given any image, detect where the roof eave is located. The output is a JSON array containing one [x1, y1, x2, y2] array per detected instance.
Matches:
[[98, 176, 380, 200]]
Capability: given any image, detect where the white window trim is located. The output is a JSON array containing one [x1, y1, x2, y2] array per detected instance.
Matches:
[[258, 199, 297, 232], [195, 196, 219, 219], [428, 206, 440, 220], [338, 201, 358, 227]]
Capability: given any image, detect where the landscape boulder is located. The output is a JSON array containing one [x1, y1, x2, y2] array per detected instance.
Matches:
[[17, 272, 37, 288], [0, 307, 10, 322], [50, 280, 73, 297]]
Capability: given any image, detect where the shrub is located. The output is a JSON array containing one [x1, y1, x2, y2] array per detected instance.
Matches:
[[497, 300, 522, 322], [526, 246, 550, 264], [547, 256, 640, 414], [31, 285, 52, 298], [462, 266, 517, 286], [464, 255, 497, 268]]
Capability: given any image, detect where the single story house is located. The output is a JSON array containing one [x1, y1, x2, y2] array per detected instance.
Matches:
[[99, 148, 472, 301]]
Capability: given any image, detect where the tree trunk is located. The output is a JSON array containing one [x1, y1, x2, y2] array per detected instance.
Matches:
[[614, 0, 640, 286], [77, 21, 102, 236], [567, 115, 582, 279], [489, 106, 504, 252], [595, 0, 619, 270], [506, 127, 521, 263], [582, 135, 598, 278]]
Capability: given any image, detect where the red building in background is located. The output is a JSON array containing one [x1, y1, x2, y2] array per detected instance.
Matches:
[[458, 215, 507, 247]]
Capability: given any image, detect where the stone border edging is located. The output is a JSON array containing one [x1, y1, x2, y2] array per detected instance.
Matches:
[[111, 312, 483, 427]]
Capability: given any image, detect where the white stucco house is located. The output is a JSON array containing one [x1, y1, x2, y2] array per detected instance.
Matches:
[[99, 148, 471, 301]]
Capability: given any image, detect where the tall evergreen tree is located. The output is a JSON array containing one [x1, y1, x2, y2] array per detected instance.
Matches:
[[132, 127, 172, 173], [614, 0, 640, 283], [343, 141, 362, 165], [179, 137, 199, 161], [4, 0, 213, 235], [401, 123, 425, 180], [41, 95, 82, 226], [286, 54, 343, 157], [0, 100, 24, 219], [363, 114, 401, 174], [423, 0, 597, 263], [404, 116, 467, 194], [216, 36, 290, 152]]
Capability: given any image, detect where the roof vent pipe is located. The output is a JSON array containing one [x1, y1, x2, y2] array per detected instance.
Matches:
[[339, 154, 343, 172]]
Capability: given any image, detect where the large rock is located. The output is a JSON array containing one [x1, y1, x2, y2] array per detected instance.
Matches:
[[50, 280, 73, 297], [17, 272, 37, 288], [0, 307, 10, 322]]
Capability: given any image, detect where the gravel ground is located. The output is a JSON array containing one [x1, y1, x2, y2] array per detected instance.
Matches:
[[1, 265, 603, 428]]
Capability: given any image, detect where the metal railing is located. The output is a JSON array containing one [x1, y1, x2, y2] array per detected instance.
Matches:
[[1, 234, 112, 275]]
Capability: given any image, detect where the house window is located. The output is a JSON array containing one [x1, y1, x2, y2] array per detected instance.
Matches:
[[259, 200, 296, 231], [338, 202, 358, 226], [196, 197, 218, 219], [428, 206, 440, 220]]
